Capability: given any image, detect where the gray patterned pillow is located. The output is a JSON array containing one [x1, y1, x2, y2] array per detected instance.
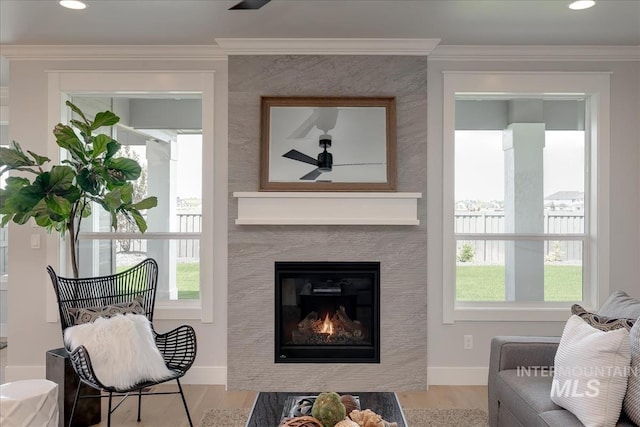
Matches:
[[571, 304, 635, 331], [623, 319, 640, 424], [67, 296, 145, 325]]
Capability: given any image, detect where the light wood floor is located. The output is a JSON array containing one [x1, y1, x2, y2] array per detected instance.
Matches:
[[91, 384, 488, 426], [0, 347, 487, 427]]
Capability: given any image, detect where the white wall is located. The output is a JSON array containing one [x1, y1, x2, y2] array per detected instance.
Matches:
[[427, 58, 640, 384], [3, 51, 639, 386], [4, 58, 229, 383]]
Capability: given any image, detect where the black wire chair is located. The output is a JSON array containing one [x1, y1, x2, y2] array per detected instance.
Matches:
[[47, 258, 197, 427]]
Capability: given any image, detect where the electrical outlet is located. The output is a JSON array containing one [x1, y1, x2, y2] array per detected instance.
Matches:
[[464, 334, 473, 350], [30, 234, 41, 249]]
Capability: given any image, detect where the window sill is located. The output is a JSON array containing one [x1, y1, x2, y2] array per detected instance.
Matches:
[[444, 304, 573, 323], [154, 300, 202, 320]]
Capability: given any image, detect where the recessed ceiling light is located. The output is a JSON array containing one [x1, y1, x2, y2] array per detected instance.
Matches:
[[59, 0, 87, 10], [568, 0, 595, 10]]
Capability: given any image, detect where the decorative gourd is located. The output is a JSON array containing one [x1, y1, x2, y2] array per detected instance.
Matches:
[[340, 394, 360, 415], [311, 392, 347, 427]]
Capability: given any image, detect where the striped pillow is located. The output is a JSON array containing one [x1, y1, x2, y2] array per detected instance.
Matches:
[[623, 320, 640, 424], [551, 315, 631, 427]]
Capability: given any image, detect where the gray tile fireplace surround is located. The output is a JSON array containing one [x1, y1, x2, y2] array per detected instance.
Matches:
[[227, 55, 428, 391]]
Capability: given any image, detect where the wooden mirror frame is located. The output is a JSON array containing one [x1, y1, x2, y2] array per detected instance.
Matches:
[[260, 96, 397, 191]]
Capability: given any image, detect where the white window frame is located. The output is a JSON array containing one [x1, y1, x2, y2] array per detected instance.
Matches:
[[45, 70, 225, 323], [442, 71, 610, 323]]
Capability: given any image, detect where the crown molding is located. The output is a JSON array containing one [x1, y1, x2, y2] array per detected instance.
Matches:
[[0, 45, 228, 60], [214, 38, 441, 55], [429, 45, 640, 61]]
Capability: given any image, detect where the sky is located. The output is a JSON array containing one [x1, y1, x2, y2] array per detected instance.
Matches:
[[455, 130, 585, 202], [129, 134, 203, 200]]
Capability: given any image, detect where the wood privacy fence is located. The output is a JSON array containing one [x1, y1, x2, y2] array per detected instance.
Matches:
[[114, 213, 201, 259], [455, 211, 584, 263]]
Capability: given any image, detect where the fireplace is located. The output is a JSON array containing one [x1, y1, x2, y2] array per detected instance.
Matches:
[[275, 261, 380, 363]]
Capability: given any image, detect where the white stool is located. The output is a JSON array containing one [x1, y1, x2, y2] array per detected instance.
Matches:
[[0, 379, 59, 427]]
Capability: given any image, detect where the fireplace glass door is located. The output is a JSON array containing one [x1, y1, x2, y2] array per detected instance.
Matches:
[[275, 262, 380, 363]]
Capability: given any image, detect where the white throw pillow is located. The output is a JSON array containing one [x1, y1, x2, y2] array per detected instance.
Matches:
[[64, 314, 174, 390], [623, 319, 640, 424], [551, 315, 631, 427]]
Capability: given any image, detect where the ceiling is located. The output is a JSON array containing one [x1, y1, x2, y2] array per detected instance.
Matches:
[[0, 0, 639, 85]]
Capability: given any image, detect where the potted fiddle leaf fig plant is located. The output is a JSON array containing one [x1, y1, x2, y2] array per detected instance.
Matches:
[[0, 100, 157, 278]]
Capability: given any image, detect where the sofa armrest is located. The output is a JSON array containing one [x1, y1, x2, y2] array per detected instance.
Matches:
[[490, 336, 561, 372], [488, 336, 561, 427]]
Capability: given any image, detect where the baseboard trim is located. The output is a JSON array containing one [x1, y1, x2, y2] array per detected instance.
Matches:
[[427, 367, 488, 386], [180, 366, 227, 385]]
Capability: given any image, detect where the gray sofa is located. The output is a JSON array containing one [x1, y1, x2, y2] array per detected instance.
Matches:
[[488, 291, 640, 427]]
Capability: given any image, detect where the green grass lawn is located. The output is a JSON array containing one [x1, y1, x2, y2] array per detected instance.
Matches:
[[456, 264, 582, 301], [118, 262, 199, 299]]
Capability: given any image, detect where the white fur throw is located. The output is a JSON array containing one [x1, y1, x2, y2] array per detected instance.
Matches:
[[64, 314, 174, 390]]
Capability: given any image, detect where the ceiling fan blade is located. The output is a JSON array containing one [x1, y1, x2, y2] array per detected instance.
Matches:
[[283, 149, 318, 166], [288, 108, 341, 139], [288, 110, 319, 139], [316, 107, 339, 133], [229, 0, 270, 10], [300, 169, 323, 180], [333, 162, 386, 166]]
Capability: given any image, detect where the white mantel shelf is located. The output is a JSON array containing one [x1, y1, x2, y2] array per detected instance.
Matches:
[[234, 192, 422, 225]]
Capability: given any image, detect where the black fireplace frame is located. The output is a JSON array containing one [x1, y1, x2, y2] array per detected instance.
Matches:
[[274, 261, 380, 364]]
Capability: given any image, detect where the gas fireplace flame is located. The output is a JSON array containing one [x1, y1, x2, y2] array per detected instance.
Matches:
[[320, 314, 334, 336]]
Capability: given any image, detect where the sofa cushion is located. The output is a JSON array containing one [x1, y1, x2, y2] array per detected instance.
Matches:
[[598, 291, 640, 319], [538, 410, 585, 427], [551, 315, 631, 427], [497, 369, 562, 427]]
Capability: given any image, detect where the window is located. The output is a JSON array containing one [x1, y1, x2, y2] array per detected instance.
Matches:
[[45, 70, 222, 323], [72, 96, 203, 303], [442, 72, 610, 322]]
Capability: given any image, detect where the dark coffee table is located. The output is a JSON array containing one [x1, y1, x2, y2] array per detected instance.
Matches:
[[246, 392, 408, 426]]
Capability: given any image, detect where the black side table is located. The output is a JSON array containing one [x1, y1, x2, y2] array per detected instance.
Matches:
[[46, 348, 101, 427]]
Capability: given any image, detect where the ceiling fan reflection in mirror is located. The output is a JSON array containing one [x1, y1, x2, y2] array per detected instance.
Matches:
[[283, 134, 385, 181], [229, 0, 270, 10]]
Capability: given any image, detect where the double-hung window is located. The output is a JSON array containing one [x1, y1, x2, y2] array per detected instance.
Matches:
[[442, 71, 610, 322], [45, 70, 220, 324]]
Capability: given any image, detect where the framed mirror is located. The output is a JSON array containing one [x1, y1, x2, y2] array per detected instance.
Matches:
[[260, 96, 397, 191]]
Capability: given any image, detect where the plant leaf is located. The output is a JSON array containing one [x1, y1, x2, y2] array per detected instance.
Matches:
[[65, 100, 90, 125], [69, 119, 91, 137], [104, 189, 123, 210], [91, 134, 112, 158], [91, 110, 120, 130], [0, 142, 36, 170], [76, 167, 101, 195], [105, 140, 121, 160], [53, 124, 87, 162], [48, 165, 75, 192], [26, 150, 50, 166], [105, 157, 141, 182], [131, 196, 158, 210], [128, 208, 147, 233]]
